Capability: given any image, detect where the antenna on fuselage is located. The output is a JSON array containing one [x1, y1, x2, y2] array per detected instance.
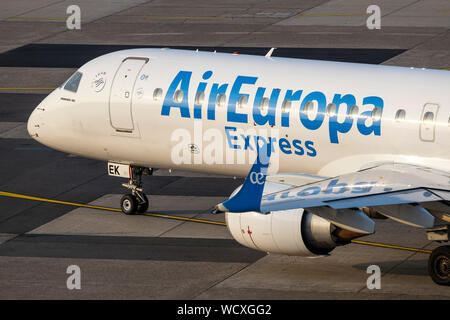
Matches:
[[265, 47, 276, 58]]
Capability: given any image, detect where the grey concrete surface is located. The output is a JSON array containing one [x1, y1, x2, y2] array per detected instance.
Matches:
[[277, 0, 450, 28], [1, 191, 448, 299], [7, 0, 150, 24], [0, 122, 29, 139], [0, 256, 249, 299], [0, 0, 153, 52], [0, 233, 16, 245], [382, 29, 450, 68], [197, 221, 450, 300], [0, 67, 75, 94], [30, 194, 230, 238], [0, 0, 67, 20], [0, 0, 449, 300], [0, 0, 448, 95]]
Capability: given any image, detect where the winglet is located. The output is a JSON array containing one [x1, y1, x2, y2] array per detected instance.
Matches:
[[216, 144, 271, 213]]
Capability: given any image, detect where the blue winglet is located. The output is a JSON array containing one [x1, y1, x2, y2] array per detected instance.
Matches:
[[217, 143, 271, 213]]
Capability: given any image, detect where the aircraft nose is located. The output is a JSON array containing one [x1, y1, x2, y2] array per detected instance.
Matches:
[[27, 106, 44, 139]]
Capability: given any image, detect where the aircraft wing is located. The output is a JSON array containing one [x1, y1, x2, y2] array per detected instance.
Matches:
[[217, 161, 450, 235], [266, 172, 329, 186]]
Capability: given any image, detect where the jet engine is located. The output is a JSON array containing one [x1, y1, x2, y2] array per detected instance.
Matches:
[[225, 182, 363, 256], [226, 208, 340, 256]]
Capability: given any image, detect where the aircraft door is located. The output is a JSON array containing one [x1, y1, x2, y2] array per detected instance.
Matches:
[[419, 103, 439, 142], [109, 57, 148, 132]]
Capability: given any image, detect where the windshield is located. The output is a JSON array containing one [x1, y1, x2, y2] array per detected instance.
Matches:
[[62, 71, 83, 93]]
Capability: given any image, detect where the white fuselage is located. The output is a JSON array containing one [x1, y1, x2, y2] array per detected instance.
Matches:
[[28, 48, 450, 177]]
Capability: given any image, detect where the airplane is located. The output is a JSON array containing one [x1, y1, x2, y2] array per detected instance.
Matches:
[[27, 48, 450, 285]]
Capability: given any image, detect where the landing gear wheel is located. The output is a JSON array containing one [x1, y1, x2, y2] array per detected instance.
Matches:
[[428, 245, 450, 286], [121, 194, 138, 215], [119, 166, 153, 215], [137, 193, 149, 213]]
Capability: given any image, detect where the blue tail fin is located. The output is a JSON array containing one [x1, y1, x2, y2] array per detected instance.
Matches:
[[217, 143, 271, 213]]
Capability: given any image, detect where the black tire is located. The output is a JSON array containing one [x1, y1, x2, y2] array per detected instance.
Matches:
[[428, 245, 450, 286], [120, 194, 138, 215], [137, 193, 149, 213]]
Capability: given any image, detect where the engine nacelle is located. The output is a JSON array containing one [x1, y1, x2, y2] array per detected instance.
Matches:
[[224, 181, 340, 256], [226, 208, 337, 256]]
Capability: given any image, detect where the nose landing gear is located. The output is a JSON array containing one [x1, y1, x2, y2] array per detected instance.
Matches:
[[120, 166, 152, 215]]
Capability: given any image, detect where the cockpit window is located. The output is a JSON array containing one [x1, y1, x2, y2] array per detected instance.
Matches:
[[63, 71, 83, 93], [58, 79, 68, 89]]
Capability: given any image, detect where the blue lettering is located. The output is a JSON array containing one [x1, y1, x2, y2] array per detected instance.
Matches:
[[297, 186, 321, 197], [194, 82, 207, 119], [207, 83, 228, 120], [224, 126, 240, 149], [193, 70, 213, 119], [161, 71, 192, 118], [292, 139, 304, 156], [282, 90, 303, 127], [351, 181, 376, 194], [279, 138, 292, 154], [241, 134, 253, 151], [305, 141, 316, 157], [161, 70, 385, 147], [299, 91, 326, 130], [280, 192, 295, 199], [267, 137, 277, 153], [323, 179, 349, 194], [228, 76, 257, 123], [357, 96, 384, 136], [329, 94, 355, 143], [253, 88, 279, 126]]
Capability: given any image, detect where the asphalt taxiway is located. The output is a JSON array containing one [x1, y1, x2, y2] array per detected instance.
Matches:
[[0, 0, 449, 299]]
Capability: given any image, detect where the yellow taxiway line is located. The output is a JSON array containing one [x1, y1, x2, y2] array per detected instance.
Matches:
[[0, 190, 226, 226], [351, 240, 432, 254], [0, 190, 433, 252]]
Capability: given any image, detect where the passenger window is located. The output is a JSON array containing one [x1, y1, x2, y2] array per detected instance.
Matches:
[[174, 90, 184, 103], [195, 91, 205, 105], [395, 109, 406, 122], [281, 99, 291, 113], [326, 103, 337, 116], [349, 105, 359, 118], [303, 101, 315, 117], [423, 111, 434, 124], [153, 88, 163, 101], [64, 72, 83, 93], [216, 93, 227, 107], [237, 95, 248, 109], [259, 97, 269, 112], [371, 107, 382, 121]]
